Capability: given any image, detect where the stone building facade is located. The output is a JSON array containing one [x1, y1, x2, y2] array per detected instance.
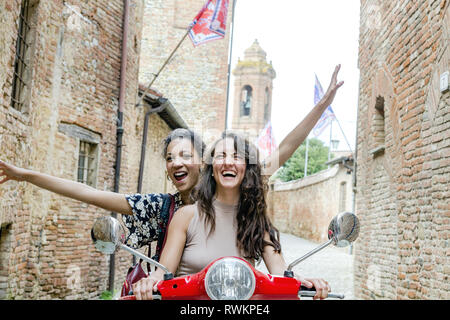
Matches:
[[231, 40, 276, 142], [355, 0, 449, 299], [139, 0, 235, 143], [0, 0, 184, 299]]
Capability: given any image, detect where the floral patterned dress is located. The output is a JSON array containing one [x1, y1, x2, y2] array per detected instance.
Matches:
[[122, 192, 183, 250]]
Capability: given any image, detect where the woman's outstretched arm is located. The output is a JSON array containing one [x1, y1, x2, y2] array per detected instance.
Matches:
[[0, 159, 133, 215]]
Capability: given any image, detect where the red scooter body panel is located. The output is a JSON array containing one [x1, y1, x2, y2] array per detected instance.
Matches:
[[120, 257, 303, 300], [157, 268, 209, 300], [251, 269, 301, 300]]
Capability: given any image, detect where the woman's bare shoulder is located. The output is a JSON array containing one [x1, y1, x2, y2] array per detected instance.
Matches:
[[176, 203, 196, 216], [171, 204, 196, 228]]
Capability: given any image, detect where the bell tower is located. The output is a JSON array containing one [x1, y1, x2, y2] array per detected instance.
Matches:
[[231, 40, 276, 141]]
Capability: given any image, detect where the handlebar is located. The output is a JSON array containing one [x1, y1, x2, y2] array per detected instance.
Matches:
[[121, 292, 345, 300], [119, 294, 162, 300], [298, 285, 345, 299], [119, 287, 345, 300]]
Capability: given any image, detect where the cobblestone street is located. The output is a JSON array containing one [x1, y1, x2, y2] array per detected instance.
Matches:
[[256, 232, 355, 300]]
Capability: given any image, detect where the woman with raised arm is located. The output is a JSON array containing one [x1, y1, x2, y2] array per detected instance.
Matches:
[[0, 65, 343, 259]]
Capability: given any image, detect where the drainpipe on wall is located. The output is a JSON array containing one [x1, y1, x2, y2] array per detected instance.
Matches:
[[132, 92, 188, 265], [135, 91, 188, 196], [108, 0, 130, 293], [131, 99, 168, 266]]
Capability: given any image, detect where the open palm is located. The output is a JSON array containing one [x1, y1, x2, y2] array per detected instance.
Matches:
[[320, 64, 344, 108]]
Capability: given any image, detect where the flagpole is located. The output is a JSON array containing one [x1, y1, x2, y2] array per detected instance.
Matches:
[[328, 119, 333, 164], [136, 26, 193, 107], [304, 137, 309, 177], [224, 0, 237, 130]]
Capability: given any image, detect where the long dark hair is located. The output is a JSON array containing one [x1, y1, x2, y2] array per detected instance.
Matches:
[[194, 131, 281, 260]]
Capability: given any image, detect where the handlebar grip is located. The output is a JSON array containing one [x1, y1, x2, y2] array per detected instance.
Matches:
[[300, 285, 315, 291], [118, 294, 162, 300], [119, 289, 162, 301], [299, 285, 345, 299]]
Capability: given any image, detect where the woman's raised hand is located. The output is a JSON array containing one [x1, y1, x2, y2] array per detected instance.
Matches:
[[319, 64, 344, 109]]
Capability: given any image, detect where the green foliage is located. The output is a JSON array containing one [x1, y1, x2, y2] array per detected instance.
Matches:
[[276, 138, 332, 182], [100, 290, 115, 300]]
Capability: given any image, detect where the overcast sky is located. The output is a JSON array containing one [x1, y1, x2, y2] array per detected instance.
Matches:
[[226, 0, 361, 152]]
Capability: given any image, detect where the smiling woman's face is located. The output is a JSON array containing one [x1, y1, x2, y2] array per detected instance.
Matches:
[[212, 138, 246, 192], [165, 138, 202, 196]]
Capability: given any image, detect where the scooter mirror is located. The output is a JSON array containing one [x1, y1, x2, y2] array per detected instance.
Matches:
[[91, 216, 174, 279], [91, 216, 125, 254], [327, 211, 360, 247], [285, 212, 359, 275]]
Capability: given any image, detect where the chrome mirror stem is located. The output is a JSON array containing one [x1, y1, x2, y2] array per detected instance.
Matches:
[[286, 238, 333, 272], [119, 244, 173, 279]]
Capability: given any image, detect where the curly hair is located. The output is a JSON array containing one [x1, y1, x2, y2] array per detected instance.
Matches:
[[194, 131, 281, 260]]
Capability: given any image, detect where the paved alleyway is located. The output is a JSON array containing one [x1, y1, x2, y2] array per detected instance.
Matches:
[[256, 232, 355, 300]]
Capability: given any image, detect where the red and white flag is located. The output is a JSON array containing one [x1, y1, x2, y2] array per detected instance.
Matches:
[[189, 0, 229, 46], [255, 121, 278, 159]]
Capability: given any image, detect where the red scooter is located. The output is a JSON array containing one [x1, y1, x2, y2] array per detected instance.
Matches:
[[91, 211, 359, 300]]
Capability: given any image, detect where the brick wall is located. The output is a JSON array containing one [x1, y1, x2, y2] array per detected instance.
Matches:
[[268, 163, 354, 244], [0, 0, 175, 299], [139, 0, 235, 142], [355, 0, 449, 299]]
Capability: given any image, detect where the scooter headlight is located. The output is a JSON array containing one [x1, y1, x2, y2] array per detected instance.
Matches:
[[205, 258, 256, 300]]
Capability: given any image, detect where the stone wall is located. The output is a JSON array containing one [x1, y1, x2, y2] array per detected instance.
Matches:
[[268, 163, 354, 244], [355, 0, 449, 299], [0, 0, 175, 299]]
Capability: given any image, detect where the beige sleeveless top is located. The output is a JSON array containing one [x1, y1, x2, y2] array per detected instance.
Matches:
[[176, 199, 249, 276]]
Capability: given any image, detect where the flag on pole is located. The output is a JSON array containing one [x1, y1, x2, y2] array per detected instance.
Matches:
[[312, 74, 336, 137], [189, 0, 229, 46], [255, 121, 278, 158]]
